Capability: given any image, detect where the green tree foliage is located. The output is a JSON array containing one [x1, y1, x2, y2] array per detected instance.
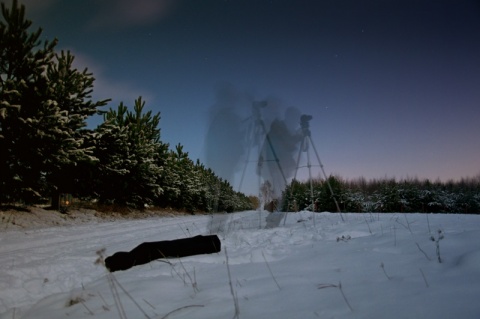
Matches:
[[315, 176, 342, 212], [282, 175, 480, 214], [283, 179, 310, 211], [282, 176, 342, 212], [157, 144, 196, 210], [155, 145, 253, 213], [0, 0, 108, 204], [92, 97, 166, 208], [89, 98, 253, 212], [0, 0, 256, 212]]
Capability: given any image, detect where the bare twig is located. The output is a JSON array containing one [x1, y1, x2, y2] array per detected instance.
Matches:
[[262, 251, 281, 290], [317, 283, 338, 289], [154, 259, 173, 265], [80, 300, 94, 316], [430, 230, 444, 263], [363, 214, 372, 234], [155, 250, 188, 285], [96, 249, 128, 319], [177, 225, 188, 237], [98, 292, 110, 311], [225, 248, 240, 319], [426, 214, 431, 234], [415, 242, 432, 261], [106, 273, 127, 319], [404, 214, 412, 233], [393, 224, 397, 247], [317, 282, 353, 312], [380, 262, 391, 280], [143, 299, 155, 310], [338, 282, 354, 312], [395, 214, 414, 233], [111, 274, 152, 319], [178, 258, 199, 293], [419, 268, 429, 288], [96, 248, 150, 319], [160, 305, 204, 319], [165, 259, 187, 285]]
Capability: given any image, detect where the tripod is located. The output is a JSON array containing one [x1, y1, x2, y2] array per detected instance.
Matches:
[[238, 101, 289, 213], [293, 115, 343, 222]]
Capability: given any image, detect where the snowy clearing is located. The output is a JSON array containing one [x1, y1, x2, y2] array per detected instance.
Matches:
[[1, 211, 480, 319]]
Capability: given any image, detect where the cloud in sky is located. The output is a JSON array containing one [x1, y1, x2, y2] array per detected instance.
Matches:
[[12, 1, 156, 109], [70, 50, 155, 109], [87, 0, 178, 31]]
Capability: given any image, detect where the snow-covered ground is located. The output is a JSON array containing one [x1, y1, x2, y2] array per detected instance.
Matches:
[[1, 210, 480, 319]]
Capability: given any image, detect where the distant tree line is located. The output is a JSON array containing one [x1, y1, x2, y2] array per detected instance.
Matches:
[[0, 1, 253, 212], [282, 176, 480, 214]]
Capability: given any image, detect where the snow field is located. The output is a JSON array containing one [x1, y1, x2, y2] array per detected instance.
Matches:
[[1, 211, 480, 318]]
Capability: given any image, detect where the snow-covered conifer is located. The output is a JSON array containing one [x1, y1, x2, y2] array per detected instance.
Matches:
[[0, 1, 107, 204], [92, 97, 166, 208]]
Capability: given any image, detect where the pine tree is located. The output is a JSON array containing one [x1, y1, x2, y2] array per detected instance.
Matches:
[[1, 0, 56, 202], [157, 144, 196, 211], [43, 50, 109, 208], [0, 1, 109, 204], [93, 97, 166, 208]]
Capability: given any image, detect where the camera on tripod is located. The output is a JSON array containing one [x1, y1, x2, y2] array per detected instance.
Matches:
[[300, 114, 312, 136]]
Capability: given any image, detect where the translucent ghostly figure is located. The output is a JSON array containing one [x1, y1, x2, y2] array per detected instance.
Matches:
[[257, 107, 302, 198]]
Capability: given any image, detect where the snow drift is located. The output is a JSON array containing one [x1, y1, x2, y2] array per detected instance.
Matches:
[[1, 211, 480, 318]]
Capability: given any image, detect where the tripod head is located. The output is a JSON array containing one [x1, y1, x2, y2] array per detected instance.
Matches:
[[300, 114, 312, 137]]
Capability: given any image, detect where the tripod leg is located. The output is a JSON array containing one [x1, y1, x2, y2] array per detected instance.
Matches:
[[264, 133, 289, 187], [257, 120, 292, 217], [293, 136, 305, 182], [238, 133, 253, 192], [308, 136, 344, 221], [305, 140, 317, 226]]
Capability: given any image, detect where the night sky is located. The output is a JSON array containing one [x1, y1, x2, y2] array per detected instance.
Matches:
[[16, 0, 480, 194]]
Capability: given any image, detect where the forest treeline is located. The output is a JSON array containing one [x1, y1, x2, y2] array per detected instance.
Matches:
[[282, 175, 480, 214], [0, 1, 254, 212]]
